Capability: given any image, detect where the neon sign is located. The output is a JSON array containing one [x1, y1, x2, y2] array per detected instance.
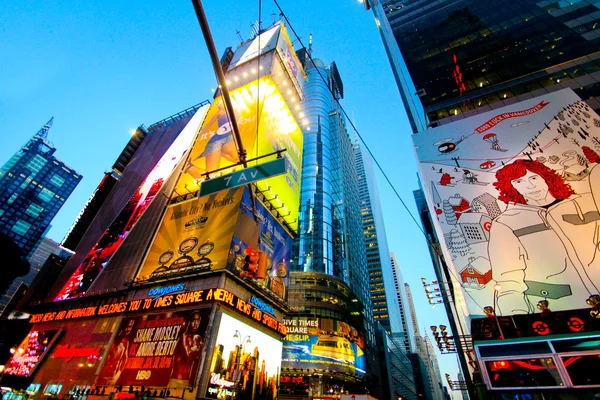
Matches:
[[148, 284, 186, 299], [53, 344, 103, 362], [30, 288, 287, 335]]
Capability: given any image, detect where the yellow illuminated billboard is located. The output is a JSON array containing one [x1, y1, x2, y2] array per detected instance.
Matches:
[[174, 78, 303, 232]]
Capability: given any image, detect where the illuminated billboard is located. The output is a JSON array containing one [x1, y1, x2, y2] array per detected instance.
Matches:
[[55, 108, 207, 300], [412, 88, 600, 317], [173, 79, 303, 232], [137, 187, 291, 301], [97, 309, 210, 388], [205, 312, 282, 400], [282, 317, 366, 376], [4, 329, 60, 377]]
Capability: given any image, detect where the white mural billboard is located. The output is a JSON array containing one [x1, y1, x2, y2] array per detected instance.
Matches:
[[413, 89, 600, 317]]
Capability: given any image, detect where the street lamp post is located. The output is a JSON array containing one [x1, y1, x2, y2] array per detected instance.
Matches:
[[232, 330, 251, 396]]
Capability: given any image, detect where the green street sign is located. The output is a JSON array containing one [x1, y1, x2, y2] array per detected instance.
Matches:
[[199, 158, 287, 197]]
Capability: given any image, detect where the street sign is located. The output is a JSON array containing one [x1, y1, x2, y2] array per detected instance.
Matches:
[[199, 158, 286, 197]]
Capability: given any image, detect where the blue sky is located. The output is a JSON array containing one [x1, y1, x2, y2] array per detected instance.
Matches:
[[1, 0, 461, 393]]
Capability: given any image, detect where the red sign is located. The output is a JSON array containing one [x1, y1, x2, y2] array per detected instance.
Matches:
[[474, 101, 550, 133], [53, 344, 103, 362], [98, 309, 210, 388]]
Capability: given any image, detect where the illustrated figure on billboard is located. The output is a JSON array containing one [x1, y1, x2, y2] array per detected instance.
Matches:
[[170, 310, 204, 386], [185, 103, 239, 180], [489, 159, 600, 314]]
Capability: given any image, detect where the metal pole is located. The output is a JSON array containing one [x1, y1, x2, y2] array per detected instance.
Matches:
[[191, 0, 247, 167]]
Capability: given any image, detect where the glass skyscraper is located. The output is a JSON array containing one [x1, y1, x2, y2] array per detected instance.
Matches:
[[287, 53, 378, 395], [368, 0, 600, 133], [0, 119, 81, 259]]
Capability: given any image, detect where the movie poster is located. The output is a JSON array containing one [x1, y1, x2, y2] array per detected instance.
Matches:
[[413, 88, 600, 317], [97, 309, 210, 387], [281, 317, 366, 376], [205, 313, 282, 400]]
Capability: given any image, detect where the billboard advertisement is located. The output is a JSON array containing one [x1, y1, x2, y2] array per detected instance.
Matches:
[[173, 78, 303, 232], [137, 187, 291, 301], [205, 312, 282, 400], [413, 88, 600, 317], [282, 317, 366, 376], [137, 188, 244, 279], [55, 108, 206, 300], [4, 329, 60, 377], [97, 309, 210, 388]]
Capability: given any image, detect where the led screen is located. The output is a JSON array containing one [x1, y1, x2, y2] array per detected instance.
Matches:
[[413, 88, 600, 317], [173, 77, 303, 232], [282, 317, 366, 376], [4, 329, 60, 377], [97, 309, 210, 388], [206, 313, 282, 400], [55, 108, 206, 300]]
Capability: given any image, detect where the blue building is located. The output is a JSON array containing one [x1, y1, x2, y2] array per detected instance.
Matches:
[[0, 119, 81, 259]]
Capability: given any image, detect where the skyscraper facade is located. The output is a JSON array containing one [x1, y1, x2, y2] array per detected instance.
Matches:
[[369, 1, 600, 397], [284, 53, 378, 396], [0, 119, 81, 258], [354, 143, 402, 334], [390, 253, 414, 353], [368, 0, 600, 133]]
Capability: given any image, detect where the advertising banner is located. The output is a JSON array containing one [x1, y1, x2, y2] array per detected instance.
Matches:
[[55, 108, 206, 301], [282, 317, 366, 376], [137, 188, 244, 280], [173, 78, 303, 232], [4, 329, 60, 377], [138, 187, 291, 302], [98, 309, 210, 388], [206, 313, 282, 400], [413, 89, 600, 317]]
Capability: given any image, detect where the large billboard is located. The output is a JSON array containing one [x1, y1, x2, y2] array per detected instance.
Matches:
[[137, 187, 292, 301], [413, 89, 600, 317], [282, 317, 366, 376], [205, 312, 282, 400], [55, 108, 206, 300], [173, 78, 303, 232], [3, 329, 60, 377], [97, 309, 210, 388]]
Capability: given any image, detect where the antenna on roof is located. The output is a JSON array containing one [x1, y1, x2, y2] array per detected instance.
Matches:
[[308, 33, 313, 57], [35, 117, 54, 140]]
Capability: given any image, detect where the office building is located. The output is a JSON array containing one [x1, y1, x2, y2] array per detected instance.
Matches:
[[0, 118, 81, 261], [283, 48, 379, 397], [390, 253, 414, 353], [368, 0, 600, 133], [369, 1, 600, 397], [354, 142, 402, 334]]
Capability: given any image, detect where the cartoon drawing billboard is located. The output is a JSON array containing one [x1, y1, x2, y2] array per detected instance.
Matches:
[[413, 88, 600, 317]]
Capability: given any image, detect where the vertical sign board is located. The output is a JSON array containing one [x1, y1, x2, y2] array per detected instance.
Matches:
[[412, 88, 600, 317]]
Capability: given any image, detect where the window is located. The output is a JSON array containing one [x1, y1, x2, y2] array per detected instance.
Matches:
[[38, 188, 55, 202], [26, 155, 47, 174], [7, 193, 18, 204], [11, 220, 31, 236], [50, 174, 65, 187], [25, 204, 44, 219]]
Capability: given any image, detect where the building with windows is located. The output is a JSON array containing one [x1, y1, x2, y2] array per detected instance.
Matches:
[[390, 253, 414, 353], [0, 119, 81, 259], [354, 142, 402, 334], [283, 50, 379, 397], [368, 1, 600, 397]]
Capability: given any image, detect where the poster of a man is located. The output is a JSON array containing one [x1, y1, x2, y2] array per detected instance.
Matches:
[[169, 310, 205, 387], [490, 160, 600, 314]]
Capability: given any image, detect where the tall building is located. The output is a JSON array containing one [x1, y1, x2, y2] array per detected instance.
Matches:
[[376, 327, 418, 400], [369, 1, 600, 398], [0, 119, 81, 259], [283, 50, 378, 395], [3, 21, 304, 400], [368, 0, 600, 133], [354, 142, 402, 334], [390, 253, 414, 353]]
